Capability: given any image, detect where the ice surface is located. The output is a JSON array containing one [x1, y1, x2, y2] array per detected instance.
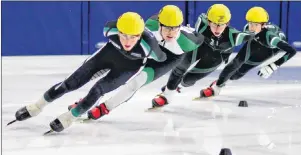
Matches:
[[2, 53, 301, 155]]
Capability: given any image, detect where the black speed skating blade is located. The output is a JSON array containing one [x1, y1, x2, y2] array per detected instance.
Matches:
[[43, 129, 54, 135], [7, 120, 17, 126]]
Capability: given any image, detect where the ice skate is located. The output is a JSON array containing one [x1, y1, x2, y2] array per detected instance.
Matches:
[[44, 111, 77, 135], [148, 87, 176, 111], [7, 97, 49, 126], [194, 81, 222, 100], [86, 103, 110, 120]]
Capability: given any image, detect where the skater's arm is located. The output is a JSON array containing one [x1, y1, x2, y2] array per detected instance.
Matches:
[[230, 27, 255, 47], [142, 29, 167, 62], [216, 27, 257, 81], [179, 26, 205, 52], [271, 39, 297, 67], [216, 42, 251, 86], [194, 13, 208, 33], [103, 21, 118, 37], [145, 15, 160, 31]]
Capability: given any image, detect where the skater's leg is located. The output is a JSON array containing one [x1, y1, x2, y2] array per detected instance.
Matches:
[[98, 53, 184, 114], [49, 69, 141, 132], [230, 63, 257, 80], [152, 66, 215, 108], [11, 46, 110, 123], [152, 53, 202, 107], [181, 71, 213, 87], [166, 53, 192, 90], [101, 69, 148, 111], [181, 69, 220, 99], [183, 61, 222, 98], [44, 57, 108, 103], [87, 52, 184, 117], [70, 70, 140, 117], [34, 54, 107, 114]]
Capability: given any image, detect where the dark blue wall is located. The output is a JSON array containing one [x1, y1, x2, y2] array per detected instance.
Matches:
[[287, 2, 301, 50], [2, 2, 82, 56], [2, 1, 300, 56]]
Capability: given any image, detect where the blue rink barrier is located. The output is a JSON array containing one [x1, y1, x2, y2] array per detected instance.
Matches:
[[2, 1, 300, 56]]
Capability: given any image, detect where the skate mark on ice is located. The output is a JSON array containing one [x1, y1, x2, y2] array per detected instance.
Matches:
[[155, 106, 242, 121], [218, 95, 292, 107]]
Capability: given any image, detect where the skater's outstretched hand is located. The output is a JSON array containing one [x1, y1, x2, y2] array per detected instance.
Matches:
[[258, 63, 278, 79]]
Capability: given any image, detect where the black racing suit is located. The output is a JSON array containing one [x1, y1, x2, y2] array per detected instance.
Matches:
[[216, 23, 297, 86], [166, 13, 254, 90], [90, 15, 205, 110], [43, 21, 166, 117]]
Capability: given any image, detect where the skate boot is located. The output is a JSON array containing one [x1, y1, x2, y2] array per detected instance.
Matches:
[[87, 103, 110, 120], [152, 95, 169, 108], [49, 111, 77, 133], [67, 99, 82, 111], [8, 97, 49, 125], [152, 87, 176, 108], [200, 81, 222, 98]]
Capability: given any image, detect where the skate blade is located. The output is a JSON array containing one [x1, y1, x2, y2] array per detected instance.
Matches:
[[79, 118, 92, 123], [145, 107, 164, 112], [192, 97, 201, 101], [74, 117, 92, 123], [192, 96, 213, 101], [43, 129, 54, 135], [7, 120, 17, 126]]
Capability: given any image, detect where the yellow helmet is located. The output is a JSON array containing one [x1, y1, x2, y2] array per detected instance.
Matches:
[[207, 4, 231, 24], [117, 12, 145, 35], [158, 5, 183, 27], [246, 7, 269, 23]]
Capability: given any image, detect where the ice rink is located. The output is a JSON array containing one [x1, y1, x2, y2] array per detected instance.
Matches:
[[2, 53, 301, 155]]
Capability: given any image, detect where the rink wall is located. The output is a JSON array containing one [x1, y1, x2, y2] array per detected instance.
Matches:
[[2, 1, 301, 56]]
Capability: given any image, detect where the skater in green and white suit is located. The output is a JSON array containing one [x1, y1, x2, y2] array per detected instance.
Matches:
[[200, 7, 296, 99], [152, 4, 255, 107], [77, 5, 205, 119]]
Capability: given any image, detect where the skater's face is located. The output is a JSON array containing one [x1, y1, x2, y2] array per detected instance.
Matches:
[[209, 21, 228, 37], [118, 33, 142, 51], [160, 25, 181, 41], [248, 22, 263, 34]]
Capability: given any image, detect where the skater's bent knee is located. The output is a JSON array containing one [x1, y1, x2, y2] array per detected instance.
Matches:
[[181, 79, 195, 87], [44, 82, 69, 102]]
